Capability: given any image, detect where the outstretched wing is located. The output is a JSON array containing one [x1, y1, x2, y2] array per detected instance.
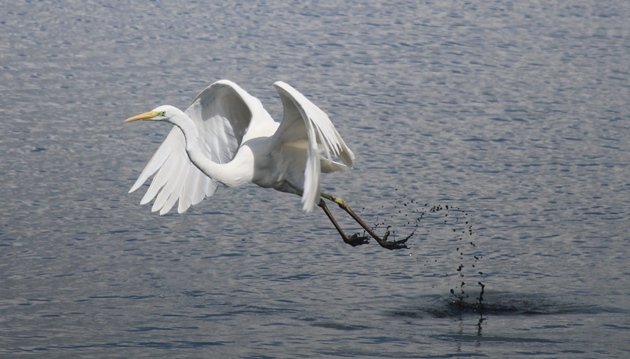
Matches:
[[271, 81, 354, 212], [129, 80, 256, 215]]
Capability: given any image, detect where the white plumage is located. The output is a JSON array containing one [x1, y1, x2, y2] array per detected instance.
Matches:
[[126, 80, 411, 250], [127, 80, 354, 214]]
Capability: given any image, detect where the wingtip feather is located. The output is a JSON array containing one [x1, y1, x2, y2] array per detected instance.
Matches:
[[129, 177, 145, 193]]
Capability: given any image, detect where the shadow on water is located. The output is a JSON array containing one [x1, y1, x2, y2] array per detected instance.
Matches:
[[390, 290, 624, 325], [390, 290, 624, 346]]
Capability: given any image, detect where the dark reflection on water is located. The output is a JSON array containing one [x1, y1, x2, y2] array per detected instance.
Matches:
[[431, 333, 559, 344], [391, 291, 623, 319], [1, 0, 629, 358]]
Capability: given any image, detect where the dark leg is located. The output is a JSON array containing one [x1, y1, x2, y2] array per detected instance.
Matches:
[[319, 199, 369, 246], [321, 193, 412, 250]]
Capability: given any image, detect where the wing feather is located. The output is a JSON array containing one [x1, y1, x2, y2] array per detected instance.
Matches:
[[272, 81, 355, 212], [129, 80, 256, 215]]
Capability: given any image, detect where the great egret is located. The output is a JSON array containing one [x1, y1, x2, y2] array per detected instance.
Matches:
[[125, 80, 409, 249]]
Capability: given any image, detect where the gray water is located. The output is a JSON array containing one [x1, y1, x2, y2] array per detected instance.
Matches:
[[1, 1, 629, 358]]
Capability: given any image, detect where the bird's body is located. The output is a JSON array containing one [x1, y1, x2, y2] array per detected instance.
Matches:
[[127, 80, 353, 214], [126, 80, 409, 249]]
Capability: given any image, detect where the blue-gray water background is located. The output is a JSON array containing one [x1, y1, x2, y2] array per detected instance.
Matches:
[[1, 1, 628, 358]]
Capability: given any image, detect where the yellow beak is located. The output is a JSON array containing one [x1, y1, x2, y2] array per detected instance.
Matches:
[[124, 111, 160, 123]]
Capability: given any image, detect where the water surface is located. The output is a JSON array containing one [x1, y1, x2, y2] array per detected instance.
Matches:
[[1, 1, 629, 357]]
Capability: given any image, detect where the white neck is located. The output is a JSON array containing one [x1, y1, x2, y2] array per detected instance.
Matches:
[[169, 109, 250, 187]]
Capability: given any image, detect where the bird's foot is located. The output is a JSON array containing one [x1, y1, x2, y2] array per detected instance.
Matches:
[[374, 230, 413, 250], [344, 233, 370, 247]]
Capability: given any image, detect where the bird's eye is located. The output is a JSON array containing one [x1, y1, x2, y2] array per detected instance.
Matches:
[[159, 111, 166, 116]]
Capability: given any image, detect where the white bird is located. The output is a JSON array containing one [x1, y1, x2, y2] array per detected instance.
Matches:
[[125, 80, 409, 249]]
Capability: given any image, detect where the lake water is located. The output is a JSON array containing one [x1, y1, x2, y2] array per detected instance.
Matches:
[[1, 1, 629, 357]]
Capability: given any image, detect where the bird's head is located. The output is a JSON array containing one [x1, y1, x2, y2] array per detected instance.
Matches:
[[124, 105, 181, 123]]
